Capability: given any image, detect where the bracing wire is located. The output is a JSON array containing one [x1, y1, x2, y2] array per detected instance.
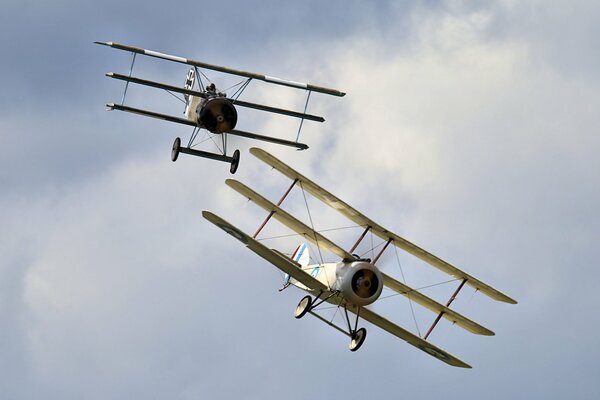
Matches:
[[165, 90, 187, 104], [255, 224, 363, 241], [393, 245, 421, 337], [299, 182, 332, 288]]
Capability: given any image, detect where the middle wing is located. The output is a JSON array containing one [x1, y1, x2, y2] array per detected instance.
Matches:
[[225, 179, 354, 261], [106, 72, 326, 122]]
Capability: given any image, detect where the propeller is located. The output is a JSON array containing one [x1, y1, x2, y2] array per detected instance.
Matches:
[[197, 97, 238, 133], [352, 269, 380, 299]]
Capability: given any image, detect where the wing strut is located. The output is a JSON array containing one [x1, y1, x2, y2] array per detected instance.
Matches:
[[253, 178, 299, 238], [121, 53, 137, 105], [423, 278, 468, 340], [295, 90, 312, 143], [372, 238, 393, 265]]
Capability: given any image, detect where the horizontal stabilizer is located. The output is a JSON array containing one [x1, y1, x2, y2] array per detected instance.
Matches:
[[202, 211, 327, 291], [96, 41, 346, 97], [249, 147, 517, 305], [226, 179, 354, 261]]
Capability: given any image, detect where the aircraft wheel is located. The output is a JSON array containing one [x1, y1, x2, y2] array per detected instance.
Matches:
[[349, 327, 367, 352], [230, 149, 240, 174], [294, 295, 312, 319], [171, 137, 181, 162]]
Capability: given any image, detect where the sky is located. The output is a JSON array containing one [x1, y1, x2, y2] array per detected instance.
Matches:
[[1, 0, 600, 398]]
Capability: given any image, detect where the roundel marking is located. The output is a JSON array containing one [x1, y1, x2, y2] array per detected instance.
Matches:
[[216, 222, 248, 245]]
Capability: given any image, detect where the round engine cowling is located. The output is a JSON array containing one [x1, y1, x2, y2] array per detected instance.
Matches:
[[196, 97, 237, 133], [336, 261, 383, 306]]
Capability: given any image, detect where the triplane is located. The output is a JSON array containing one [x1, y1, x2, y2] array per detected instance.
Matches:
[[96, 41, 344, 173], [204, 148, 516, 368]]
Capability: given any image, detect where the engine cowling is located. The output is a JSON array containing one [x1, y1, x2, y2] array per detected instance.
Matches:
[[335, 261, 383, 306], [196, 97, 237, 133]]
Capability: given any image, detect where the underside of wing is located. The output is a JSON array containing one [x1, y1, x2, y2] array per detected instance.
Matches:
[[107, 103, 197, 127], [106, 104, 308, 149], [227, 130, 308, 150], [202, 211, 327, 291], [342, 302, 471, 368], [225, 179, 354, 261], [249, 147, 517, 305]]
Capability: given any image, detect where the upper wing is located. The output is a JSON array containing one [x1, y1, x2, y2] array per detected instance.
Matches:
[[249, 147, 517, 305], [225, 179, 354, 260], [342, 302, 471, 368], [97, 41, 346, 97], [202, 211, 327, 291]]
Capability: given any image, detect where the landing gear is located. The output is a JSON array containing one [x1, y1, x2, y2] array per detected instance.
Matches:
[[230, 149, 240, 174], [292, 293, 368, 352], [294, 295, 312, 319], [349, 327, 367, 352], [170, 135, 240, 173], [171, 137, 181, 161]]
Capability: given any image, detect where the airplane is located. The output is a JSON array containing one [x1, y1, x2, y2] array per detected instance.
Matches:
[[96, 41, 345, 173], [203, 148, 517, 368]]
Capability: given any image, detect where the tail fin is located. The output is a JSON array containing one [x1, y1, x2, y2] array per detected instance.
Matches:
[[183, 68, 200, 119], [282, 243, 310, 287], [291, 243, 310, 267]]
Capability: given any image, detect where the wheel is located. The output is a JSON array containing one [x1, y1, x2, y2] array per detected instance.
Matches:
[[229, 149, 240, 174], [171, 137, 181, 162], [349, 327, 367, 352], [294, 295, 312, 319]]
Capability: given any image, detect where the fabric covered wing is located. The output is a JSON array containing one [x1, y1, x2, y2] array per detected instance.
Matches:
[[203, 211, 327, 291], [345, 303, 472, 368]]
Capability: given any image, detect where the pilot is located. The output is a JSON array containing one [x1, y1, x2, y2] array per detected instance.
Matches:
[[206, 83, 216, 94]]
